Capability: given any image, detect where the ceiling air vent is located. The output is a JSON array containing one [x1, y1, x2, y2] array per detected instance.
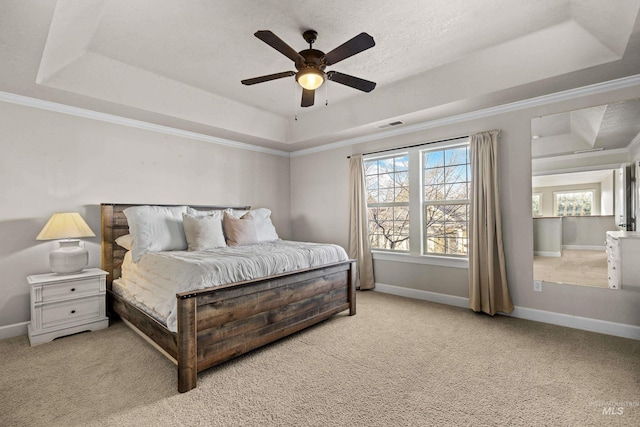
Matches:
[[377, 121, 405, 129]]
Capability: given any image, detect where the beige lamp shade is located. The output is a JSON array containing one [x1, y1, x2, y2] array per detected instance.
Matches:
[[36, 212, 95, 240], [36, 213, 95, 274]]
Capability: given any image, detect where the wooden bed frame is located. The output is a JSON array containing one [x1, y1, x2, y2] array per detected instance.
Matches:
[[101, 203, 356, 392]]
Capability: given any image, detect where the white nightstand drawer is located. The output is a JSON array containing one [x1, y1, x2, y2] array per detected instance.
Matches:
[[28, 268, 109, 345], [605, 235, 620, 260], [40, 277, 102, 303], [41, 295, 102, 330]]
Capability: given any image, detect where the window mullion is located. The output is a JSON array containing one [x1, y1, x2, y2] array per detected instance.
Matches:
[[408, 147, 422, 256]]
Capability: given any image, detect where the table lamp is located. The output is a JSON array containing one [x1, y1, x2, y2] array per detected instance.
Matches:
[[36, 212, 96, 274]]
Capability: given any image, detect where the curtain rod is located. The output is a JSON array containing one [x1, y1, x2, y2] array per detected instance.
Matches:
[[346, 129, 501, 159], [346, 135, 469, 159]]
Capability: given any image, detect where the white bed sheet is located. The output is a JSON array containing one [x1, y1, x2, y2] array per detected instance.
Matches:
[[113, 240, 349, 332]]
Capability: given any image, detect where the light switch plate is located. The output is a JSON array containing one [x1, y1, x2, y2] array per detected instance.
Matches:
[[533, 280, 543, 292]]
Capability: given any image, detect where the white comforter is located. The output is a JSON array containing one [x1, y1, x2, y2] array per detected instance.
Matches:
[[114, 240, 349, 332]]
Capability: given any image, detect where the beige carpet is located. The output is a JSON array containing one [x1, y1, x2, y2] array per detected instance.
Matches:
[[1, 291, 639, 427], [534, 249, 608, 288]]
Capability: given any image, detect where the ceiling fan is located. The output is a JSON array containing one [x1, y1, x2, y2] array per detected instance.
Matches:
[[241, 29, 376, 107]]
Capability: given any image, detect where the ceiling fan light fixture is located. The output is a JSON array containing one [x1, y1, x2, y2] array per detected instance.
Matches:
[[296, 68, 324, 90]]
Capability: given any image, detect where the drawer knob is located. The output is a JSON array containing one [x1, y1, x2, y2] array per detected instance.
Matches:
[[71, 310, 76, 314], [70, 288, 76, 292]]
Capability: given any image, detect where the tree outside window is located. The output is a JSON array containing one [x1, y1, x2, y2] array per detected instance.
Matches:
[[422, 146, 470, 256], [532, 193, 542, 216], [363, 139, 471, 258], [554, 190, 594, 216], [364, 154, 410, 250]]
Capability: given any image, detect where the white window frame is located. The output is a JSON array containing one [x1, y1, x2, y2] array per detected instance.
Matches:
[[364, 153, 410, 252], [532, 193, 542, 217], [363, 138, 470, 269], [553, 189, 596, 217], [421, 142, 470, 258]]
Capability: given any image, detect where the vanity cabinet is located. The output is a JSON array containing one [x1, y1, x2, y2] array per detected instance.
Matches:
[[606, 231, 640, 290]]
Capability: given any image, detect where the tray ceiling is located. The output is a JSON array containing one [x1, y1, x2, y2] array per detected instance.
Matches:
[[2, 0, 640, 151]]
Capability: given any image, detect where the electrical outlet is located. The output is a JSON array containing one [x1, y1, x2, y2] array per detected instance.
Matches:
[[533, 280, 543, 292]]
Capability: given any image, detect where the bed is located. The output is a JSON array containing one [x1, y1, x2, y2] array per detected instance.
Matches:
[[101, 203, 356, 392]]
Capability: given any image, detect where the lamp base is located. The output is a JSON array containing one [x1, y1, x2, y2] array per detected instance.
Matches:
[[50, 239, 89, 274]]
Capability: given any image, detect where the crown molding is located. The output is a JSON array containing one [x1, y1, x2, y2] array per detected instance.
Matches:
[[2, 73, 640, 160], [0, 91, 291, 157], [628, 129, 640, 152], [290, 74, 640, 157]]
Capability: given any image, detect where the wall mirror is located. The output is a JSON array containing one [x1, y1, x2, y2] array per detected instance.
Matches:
[[531, 98, 640, 288]]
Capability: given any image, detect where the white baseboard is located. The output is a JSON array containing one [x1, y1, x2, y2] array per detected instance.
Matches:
[[0, 321, 29, 340], [374, 283, 469, 309], [507, 306, 640, 340], [533, 251, 561, 257], [562, 245, 605, 251], [373, 283, 640, 340]]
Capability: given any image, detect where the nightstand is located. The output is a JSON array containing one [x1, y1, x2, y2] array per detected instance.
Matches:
[[27, 268, 109, 346]]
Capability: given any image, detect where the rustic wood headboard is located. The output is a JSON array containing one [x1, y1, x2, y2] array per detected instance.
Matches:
[[100, 203, 251, 290]]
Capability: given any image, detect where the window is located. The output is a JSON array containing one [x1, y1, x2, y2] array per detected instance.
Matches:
[[532, 193, 542, 216], [554, 190, 594, 216], [363, 138, 471, 259], [422, 146, 470, 256], [364, 154, 410, 250]]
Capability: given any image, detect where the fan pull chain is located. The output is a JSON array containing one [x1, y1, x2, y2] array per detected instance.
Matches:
[[325, 80, 329, 106], [294, 83, 299, 121]]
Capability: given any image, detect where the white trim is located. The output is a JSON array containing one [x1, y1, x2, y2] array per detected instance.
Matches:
[[2, 74, 639, 159], [627, 130, 640, 152], [372, 251, 469, 269], [506, 306, 640, 340], [291, 74, 640, 157], [562, 245, 605, 251], [532, 162, 626, 176], [374, 283, 469, 308], [0, 321, 29, 340], [534, 251, 562, 257], [373, 283, 640, 340], [533, 147, 630, 164], [0, 91, 290, 158]]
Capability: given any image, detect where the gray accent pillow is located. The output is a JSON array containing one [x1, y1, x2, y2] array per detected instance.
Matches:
[[223, 211, 258, 246]]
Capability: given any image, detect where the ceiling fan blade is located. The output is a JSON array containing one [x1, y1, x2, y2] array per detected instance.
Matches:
[[254, 30, 305, 63], [323, 32, 375, 66], [241, 71, 295, 85], [301, 88, 315, 107], [327, 71, 376, 92]]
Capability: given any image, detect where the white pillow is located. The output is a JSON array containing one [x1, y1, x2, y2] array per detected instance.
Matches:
[[123, 205, 189, 262], [182, 212, 226, 251], [186, 207, 224, 219], [229, 208, 279, 242], [115, 234, 133, 251]]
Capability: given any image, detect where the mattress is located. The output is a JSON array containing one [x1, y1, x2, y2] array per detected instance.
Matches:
[[112, 240, 349, 332]]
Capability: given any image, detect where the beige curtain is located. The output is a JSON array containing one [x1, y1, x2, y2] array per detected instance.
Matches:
[[348, 155, 375, 290], [468, 130, 514, 315]]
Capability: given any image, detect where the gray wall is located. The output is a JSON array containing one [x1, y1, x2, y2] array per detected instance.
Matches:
[[0, 101, 291, 330], [291, 85, 640, 327], [562, 216, 617, 248], [533, 216, 616, 253], [533, 218, 562, 255]]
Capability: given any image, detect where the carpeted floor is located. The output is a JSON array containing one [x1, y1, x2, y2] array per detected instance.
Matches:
[[534, 249, 608, 288], [1, 291, 639, 426]]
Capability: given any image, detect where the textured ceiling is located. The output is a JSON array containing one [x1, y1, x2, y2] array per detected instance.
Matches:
[[531, 99, 640, 158], [1, 0, 640, 151]]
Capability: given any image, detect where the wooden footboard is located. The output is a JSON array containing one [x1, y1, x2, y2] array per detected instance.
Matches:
[[101, 203, 356, 393], [176, 260, 355, 392]]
